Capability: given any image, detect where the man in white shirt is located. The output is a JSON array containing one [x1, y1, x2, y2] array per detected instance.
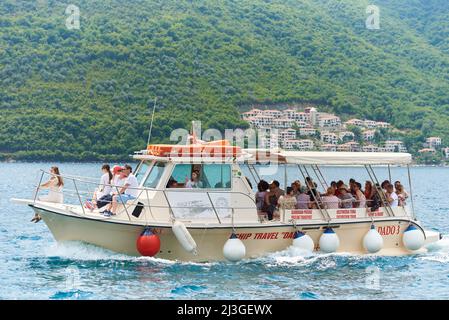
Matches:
[[386, 184, 399, 207], [104, 164, 139, 216]]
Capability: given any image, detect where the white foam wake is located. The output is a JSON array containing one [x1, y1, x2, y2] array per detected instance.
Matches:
[[42, 241, 217, 266], [421, 235, 449, 263]]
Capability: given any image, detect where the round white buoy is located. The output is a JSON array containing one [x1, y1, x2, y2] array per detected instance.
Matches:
[[223, 233, 246, 262], [292, 231, 314, 252], [363, 225, 383, 254], [319, 227, 340, 253], [402, 224, 425, 251]]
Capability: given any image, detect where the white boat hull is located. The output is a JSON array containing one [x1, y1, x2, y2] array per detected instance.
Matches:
[[30, 203, 440, 262]]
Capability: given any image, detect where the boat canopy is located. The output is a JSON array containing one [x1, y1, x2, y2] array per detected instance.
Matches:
[[244, 149, 412, 165]]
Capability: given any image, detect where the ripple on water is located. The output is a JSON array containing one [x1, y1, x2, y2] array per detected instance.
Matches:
[[16, 235, 42, 241], [299, 291, 319, 300], [3, 164, 449, 299], [50, 290, 94, 300], [170, 285, 207, 296]]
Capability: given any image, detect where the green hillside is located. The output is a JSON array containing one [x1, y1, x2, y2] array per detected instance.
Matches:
[[0, 0, 448, 161]]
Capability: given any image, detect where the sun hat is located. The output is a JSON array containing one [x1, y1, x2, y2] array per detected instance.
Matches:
[[112, 165, 124, 174]]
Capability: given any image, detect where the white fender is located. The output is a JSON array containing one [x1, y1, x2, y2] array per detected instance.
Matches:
[[172, 220, 197, 254], [363, 225, 383, 253], [402, 224, 425, 251], [292, 231, 315, 252], [319, 227, 340, 253], [223, 233, 246, 262]]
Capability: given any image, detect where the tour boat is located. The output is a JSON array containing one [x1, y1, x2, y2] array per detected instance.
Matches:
[[11, 138, 442, 262]]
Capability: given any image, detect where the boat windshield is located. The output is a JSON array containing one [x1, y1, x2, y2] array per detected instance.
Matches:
[[167, 163, 232, 189], [134, 161, 150, 183], [143, 161, 166, 188]]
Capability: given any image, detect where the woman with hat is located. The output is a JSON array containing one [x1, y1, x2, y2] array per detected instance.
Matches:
[[338, 184, 355, 209]]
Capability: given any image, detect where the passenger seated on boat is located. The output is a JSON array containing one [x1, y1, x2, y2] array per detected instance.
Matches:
[[364, 181, 375, 207], [96, 166, 125, 209], [264, 180, 284, 220], [103, 164, 139, 217], [395, 183, 408, 206], [370, 183, 382, 211], [353, 182, 366, 208], [321, 187, 340, 209], [335, 180, 344, 197], [278, 187, 297, 211], [296, 186, 310, 209], [167, 178, 179, 188], [330, 181, 337, 193], [381, 180, 391, 192], [185, 170, 203, 188], [291, 180, 301, 198], [256, 180, 269, 220], [349, 178, 356, 196], [38, 166, 64, 203], [85, 164, 113, 211], [305, 177, 318, 197], [33, 166, 64, 223], [385, 183, 399, 207], [338, 185, 355, 209]]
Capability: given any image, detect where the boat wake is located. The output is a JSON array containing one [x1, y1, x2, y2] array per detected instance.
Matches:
[[44, 241, 135, 261], [41, 234, 449, 266], [420, 234, 449, 263], [43, 241, 216, 266]]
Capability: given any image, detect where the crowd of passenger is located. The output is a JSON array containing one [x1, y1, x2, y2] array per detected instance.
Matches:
[[84, 164, 139, 217], [255, 177, 409, 221]]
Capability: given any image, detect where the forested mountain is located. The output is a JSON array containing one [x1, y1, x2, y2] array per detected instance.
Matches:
[[0, 0, 448, 160]]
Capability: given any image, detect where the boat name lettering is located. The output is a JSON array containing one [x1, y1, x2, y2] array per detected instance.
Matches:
[[377, 225, 400, 236], [237, 232, 296, 240]]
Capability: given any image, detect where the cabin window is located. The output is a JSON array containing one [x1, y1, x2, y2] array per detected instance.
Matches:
[[134, 161, 150, 183], [167, 164, 232, 189], [143, 161, 166, 188]]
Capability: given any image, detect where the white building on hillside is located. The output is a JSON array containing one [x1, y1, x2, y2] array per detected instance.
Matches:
[[384, 140, 407, 152], [426, 137, 442, 149], [279, 129, 296, 141], [318, 114, 341, 128], [321, 144, 337, 152], [376, 121, 390, 129], [338, 131, 355, 141], [364, 120, 377, 129], [263, 109, 282, 118], [321, 132, 338, 145], [345, 119, 365, 128], [298, 128, 317, 136], [241, 108, 262, 120], [363, 130, 376, 141], [362, 145, 379, 152]]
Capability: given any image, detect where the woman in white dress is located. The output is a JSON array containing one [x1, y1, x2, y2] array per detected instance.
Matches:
[[84, 164, 113, 210], [32, 166, 64, 222]]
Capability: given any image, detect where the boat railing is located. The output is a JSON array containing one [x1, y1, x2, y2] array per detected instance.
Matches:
[[32, 170, 413, 225], [32, 170, 259, 225]]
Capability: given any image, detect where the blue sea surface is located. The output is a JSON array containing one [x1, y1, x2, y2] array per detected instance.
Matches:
[[1, 162, 448, 299]]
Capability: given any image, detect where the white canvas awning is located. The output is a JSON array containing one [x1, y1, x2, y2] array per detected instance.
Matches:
[[244, 149, 412, 165]]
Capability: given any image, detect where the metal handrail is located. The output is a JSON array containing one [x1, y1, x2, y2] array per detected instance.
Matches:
[[33, 170, 410, 224], [36, 170, 256, 204]]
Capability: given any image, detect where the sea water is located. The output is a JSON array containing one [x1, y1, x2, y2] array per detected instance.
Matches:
[[0, 162, 448, 299]]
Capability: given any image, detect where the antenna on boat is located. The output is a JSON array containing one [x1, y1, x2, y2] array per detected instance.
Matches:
[[146, 97, 157, 146]]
